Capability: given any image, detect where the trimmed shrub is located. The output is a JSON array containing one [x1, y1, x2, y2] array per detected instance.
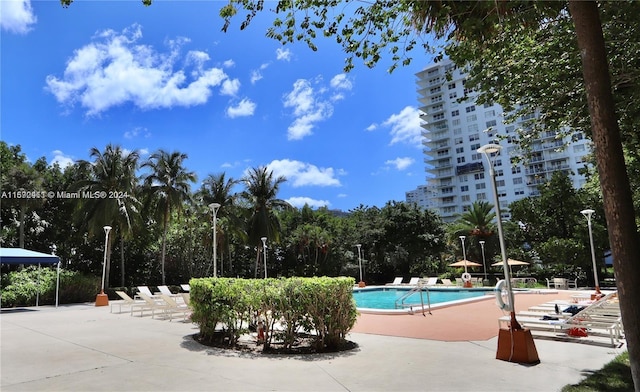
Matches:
[[189, 276, 357, 352]]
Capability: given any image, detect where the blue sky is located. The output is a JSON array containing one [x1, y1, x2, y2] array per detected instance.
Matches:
[[1, 1, 437, 211]]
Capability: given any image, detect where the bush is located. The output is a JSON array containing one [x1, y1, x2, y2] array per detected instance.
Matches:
[[189, 276, 357, 352], [1, 266, 100, 307]]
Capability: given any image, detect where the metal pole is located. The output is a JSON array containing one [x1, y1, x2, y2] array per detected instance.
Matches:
[[581, 209, 601, 294], [209, 203, 220, 277], [101, 226, 112, 293], [459, 236, 467, 274], [356, 244, 363, 282], [480, 241, 487, 280]]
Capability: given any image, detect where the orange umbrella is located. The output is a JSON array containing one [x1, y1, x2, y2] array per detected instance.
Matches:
[[449, 259, 482, 267], [491, 259, 530, 267]]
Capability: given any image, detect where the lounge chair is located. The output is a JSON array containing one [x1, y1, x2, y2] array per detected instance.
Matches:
[[387, 277, 404, 285], [111, 291, 145, 314], [455, 278, 463, 287], [159, 294, 191, 321], [408, 277, 420, 285], [158, 285, 179, 298], [424, 277, 438, 286], [180, 284, 190, 292], [131, 293, 169, 318], [137, 285, 155, 298], [441, 278, 454, 287]]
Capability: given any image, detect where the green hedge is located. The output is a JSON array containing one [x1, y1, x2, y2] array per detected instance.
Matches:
[[189, 276, 358, 352], [0, 266, 100, 307]]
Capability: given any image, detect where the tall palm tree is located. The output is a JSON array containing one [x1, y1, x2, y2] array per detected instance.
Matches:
[[142, 150, 196, 284], [74, 144, 140, 288], [240, 166, 290, 277], [449, 201, 497, 264], [196, 172, 242, 276]]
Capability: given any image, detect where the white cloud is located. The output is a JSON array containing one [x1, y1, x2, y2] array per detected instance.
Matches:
[[45, 24, 228, 116], [286, 196, 330, 209], [50, 150, 74, 168], [0, 0, 37, 34], [276, 47, 292, 61], [366, 123, 378, 131], [227, 98, 256, 118], [220, 78, 240, 96], [124, 126, 150, 139], [139, 148, 149, 156], [223, 59, 235, 68], [250, 70, 263, 84], [385, 157, 415, 171], [330, 74, 353, 90], [267, 159, 342, 187], [283, 79, 337, 140], [381, 106, 423, 147]]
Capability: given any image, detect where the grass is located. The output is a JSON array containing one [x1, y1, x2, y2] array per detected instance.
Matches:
[[561, 351, 633, 392]]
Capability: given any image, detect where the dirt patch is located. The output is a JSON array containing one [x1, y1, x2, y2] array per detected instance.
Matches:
[[193, 332, 357, 355]]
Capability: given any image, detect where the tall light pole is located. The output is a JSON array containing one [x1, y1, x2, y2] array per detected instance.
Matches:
[[209, 203, 221, 277], [479, 240, 487, 282], [261, 237, 268, 279], [581, 209, 601, 295], [479, 143, 538, 364], [96, 225, 112, 307], [459, 235, 468, 274], [356, 244, 363, 286]]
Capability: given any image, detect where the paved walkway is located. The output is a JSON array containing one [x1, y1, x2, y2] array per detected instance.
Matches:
[[0, 293, 626, 392]]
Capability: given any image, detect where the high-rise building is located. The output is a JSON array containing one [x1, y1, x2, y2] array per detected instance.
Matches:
[[409, 59, 592, 222]]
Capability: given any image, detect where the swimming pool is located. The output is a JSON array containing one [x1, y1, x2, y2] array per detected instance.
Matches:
[[353, 287, 492, 311]]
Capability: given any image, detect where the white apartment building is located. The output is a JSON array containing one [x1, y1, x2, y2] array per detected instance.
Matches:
[[409, 59, 592, 222]]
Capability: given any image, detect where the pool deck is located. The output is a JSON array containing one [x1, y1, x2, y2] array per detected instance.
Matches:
[[1, 290, 626, 392], [353, 290, 572, 341]]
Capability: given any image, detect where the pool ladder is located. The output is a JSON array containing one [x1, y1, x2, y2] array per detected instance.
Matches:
[[395, 281, 432, 316]]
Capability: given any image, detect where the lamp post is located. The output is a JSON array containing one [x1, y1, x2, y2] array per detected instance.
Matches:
[[209, 203, 221, 277], [581, 209, 601, 295], [479, 143, 538, 364], [459, 235, 472, 287], [51, 245, 60, 308], [261, 237, 268, 279], [356, 244, 364, 287], [479, 240, 487, 282], [96, 226, 112, 307]]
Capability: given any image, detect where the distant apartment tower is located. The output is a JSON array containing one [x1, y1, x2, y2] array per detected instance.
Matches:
[[410, 59, 592, 222]]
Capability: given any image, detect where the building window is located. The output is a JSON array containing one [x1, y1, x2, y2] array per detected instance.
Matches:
[[467, 114, 477, 122], [476, 193, 487, 200], [460, 175, 468, 182], [449, 92, 458, 99], [469, 133, 479, 141], [455, 137, 463, 145], [485, 110, 495, 117], [461, 195, 471, 202], [460, 185, 469, 192], [457, 156, 466, 163], [443, 206, 457, 214], [451, 110, 460, 117], [506, 125, 515, 133], [513, 177, 523, 184], [475, 183, 486, 190], [452, 119, 461, 126], [430, 86, 441, 94], [448, 82, 456, 89], [495, 159, 502, 166], [514, 188, 525, 196], [437, 150, 449, 157], [465, 105, 476, 113], [483, 103, 493, 108], [431, 95, 443, 103], [496, 180, 505, 187], [471, 153, 482, 160], [474, 173, 485, 180], [512, 166, 522, 174], [467, 124, 478, 132], [573, 144, 586, 153], [496, 169, 504, 177], [470, 143, 480, 150], [486, 120, 497, 128], [456, 147, 464, 154], [433, 113, 444, 120]]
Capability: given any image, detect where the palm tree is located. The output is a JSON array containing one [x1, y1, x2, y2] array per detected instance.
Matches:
[[449, 201, 497, 268], [240, 166, 290, 277], [74, 145, 140, 288], [196, 172, 242, 276], [142, 150, 196, 284]]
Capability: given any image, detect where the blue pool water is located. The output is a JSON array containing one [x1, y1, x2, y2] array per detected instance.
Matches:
[[353, 287, 490, 309]]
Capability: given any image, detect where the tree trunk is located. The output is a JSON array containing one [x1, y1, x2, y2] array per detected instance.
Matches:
[[19, 205, 25, 248], [161, 205, 169, 285], [120, 234, 125, 287], [105, 234, 112, 290], [569, 2, 640, 389]]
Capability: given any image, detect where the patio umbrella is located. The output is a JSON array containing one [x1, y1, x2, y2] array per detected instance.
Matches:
[[449, 259, 482, 268], [491, 259, 530, 267]]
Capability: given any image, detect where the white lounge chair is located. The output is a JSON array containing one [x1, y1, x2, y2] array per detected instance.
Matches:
[[387, 277, 404, 285], [441, 278, 454, 287], [137, 285, 155, 298], [424, 277, 438, 286], [408, 277, 420, 285], [158, 285, 180, 298], [111, 291, 145, 314], [180, 284, 190, 292], [159, 294, 191, 321], [131, 293, 169, 318]]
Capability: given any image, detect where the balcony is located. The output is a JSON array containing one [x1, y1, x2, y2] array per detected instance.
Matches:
[[455, 162, 484, 175]]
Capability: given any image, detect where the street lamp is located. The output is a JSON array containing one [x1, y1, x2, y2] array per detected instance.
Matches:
[[479, 240, 487, 282], [96, 225, 112, 307], [261, 237, 268, 279], [581, 209, 601, 295], [209, 203, 221, 277], [479, 143, 539, 364], [356, 244, 364, 287], [459, 235, 472, 287], [51, 245, 60, 308]]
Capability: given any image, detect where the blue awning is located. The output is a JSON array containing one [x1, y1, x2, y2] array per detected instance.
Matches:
[[0, 248, 60, 265]]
